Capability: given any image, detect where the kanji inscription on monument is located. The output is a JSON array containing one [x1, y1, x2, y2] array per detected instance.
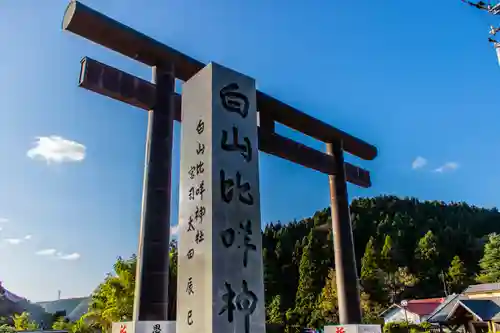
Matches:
[[176, 62, 265, 333]]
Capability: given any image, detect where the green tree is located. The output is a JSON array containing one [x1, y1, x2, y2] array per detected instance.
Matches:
[[52, 318, 73, 331], [360, 292, 384, 324], [168, 242, 178, 320], [310, 268, 338, 327], [447, 255, 468, 293], [477, 233, 500, 283], [360, 237, 385, 303], [71, 318, 94, 333], [267, 295, 285, 325], [84, 255, 136, 331], [0, 325, 15, 333], [263, 248, 280, 307], [385, 267, 418, 302], [287, 228, 328, 327], [12, 312, 38, 331], [84, 243, 178, 332], [380, 235, 396, 273], [414, 230, 439, 296], [380, 235, 414, 303], [415, 231, 438, 263]]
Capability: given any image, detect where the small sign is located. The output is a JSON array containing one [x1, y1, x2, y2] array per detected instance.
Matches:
[[325, 324, 357, 333], [112, 322, 134, 333], [325, 324, 381, 333], [112, 321, 176, 333], [358, 325, 382, 333], [135, 321, 176, 333]]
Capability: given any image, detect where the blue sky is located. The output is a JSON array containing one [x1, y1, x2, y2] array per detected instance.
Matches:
[[1, 0, 500, 302]]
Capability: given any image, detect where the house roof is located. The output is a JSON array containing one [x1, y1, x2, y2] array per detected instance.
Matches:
[[447, 299, 500, 322], [406, 298, 445, 316], [380, 298, 445, 318], [410, 298, 445, 303], [463, 283, 500, 294], [379, 304, 400, 317], [427, 294, 463, 323]]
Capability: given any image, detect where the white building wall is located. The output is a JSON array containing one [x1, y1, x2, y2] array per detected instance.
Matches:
[[383, 308, 421, 324]]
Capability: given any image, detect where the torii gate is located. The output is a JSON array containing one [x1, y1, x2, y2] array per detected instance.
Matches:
[[61, 0, 377, 326]]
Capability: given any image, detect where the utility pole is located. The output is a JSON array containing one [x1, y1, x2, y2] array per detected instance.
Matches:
[[440, 270, 448, 297]]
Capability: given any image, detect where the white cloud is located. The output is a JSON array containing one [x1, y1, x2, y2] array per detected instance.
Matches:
[[35, 249, 80, 260], [434, 162, 459, 173], [4, 235, 32, 245], [0, 218, 8, 223], [35, 248, 57, 256], [0, 227, 2, 232], [412, 156, 428, 170], [4, 238, 22, 245], [27, 136, 86, 164], [171, 225, 179, 235], [57, 252, 81, 261]]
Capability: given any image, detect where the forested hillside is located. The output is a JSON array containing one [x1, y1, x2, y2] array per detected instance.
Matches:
[[4, 195, 500, 333], [261, 195, 500, 327]]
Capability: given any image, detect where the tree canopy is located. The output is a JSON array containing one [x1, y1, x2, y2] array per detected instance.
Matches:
[[477, 233, 500, 283]]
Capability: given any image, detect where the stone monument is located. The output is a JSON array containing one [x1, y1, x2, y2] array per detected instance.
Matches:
[[176, 62, 265, 333]]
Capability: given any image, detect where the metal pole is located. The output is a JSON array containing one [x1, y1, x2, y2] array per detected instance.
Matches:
[[133, 64, 175, 321], [326, 141, 362, 324], [404, 307, 410, 333], [400, 300, 410, 332], [440, 270, 448, 296]]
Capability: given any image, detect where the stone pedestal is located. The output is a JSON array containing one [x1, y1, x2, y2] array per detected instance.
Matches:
[[176, 62, 265, 333], [112, 321, 176, 333], [325, 324, 381, 333]]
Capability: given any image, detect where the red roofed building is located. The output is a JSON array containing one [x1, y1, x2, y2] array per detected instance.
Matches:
[[381, 298, 445, 324]]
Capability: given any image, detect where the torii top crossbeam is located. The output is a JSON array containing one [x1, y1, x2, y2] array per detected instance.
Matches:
[[62, 1, 377, 161]]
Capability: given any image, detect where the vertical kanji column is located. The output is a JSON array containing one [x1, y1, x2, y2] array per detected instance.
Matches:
[[177, 63, 265, 333]]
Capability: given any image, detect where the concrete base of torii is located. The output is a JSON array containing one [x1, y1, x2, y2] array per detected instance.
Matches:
[[112, 321, 176, 333], [324, 324, 382, 333]]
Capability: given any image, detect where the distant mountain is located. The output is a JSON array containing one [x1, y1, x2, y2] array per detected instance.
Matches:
[[0, 282, 56, 326], [0, 282, 91, 326], [0, 282, 24, 303]]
